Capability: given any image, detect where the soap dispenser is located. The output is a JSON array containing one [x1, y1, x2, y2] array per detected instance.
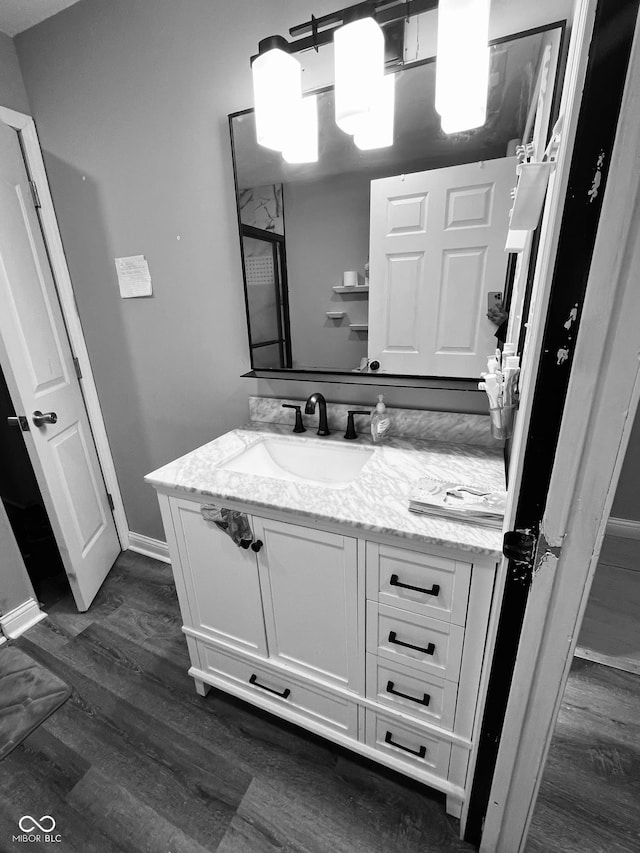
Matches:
[[370, 394, 390, 444]]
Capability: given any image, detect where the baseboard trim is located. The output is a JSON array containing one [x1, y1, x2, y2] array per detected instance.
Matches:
[[128, 531, 171, 564], [0, 597, 47, 640], [574, 645, 640, 676], [606, 517, 640, 540]]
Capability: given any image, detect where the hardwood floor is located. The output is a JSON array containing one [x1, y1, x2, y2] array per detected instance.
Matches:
[[3, 550, 638, 852], [527, 658, 640, 853], [0, 551, 472, 853]]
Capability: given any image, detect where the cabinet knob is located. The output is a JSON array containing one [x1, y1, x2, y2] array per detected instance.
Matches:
[[239, 538, 252, 549], [251, 539, 263, 553]]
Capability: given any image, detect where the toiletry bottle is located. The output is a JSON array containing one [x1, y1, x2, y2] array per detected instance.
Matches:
[[371, 395, 390, 443]]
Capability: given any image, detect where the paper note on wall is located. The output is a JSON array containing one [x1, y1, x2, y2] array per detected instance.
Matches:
[[115, 255, 152, 298]]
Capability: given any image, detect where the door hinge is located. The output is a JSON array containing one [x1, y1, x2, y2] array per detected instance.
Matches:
[[72, 356, 82, 380], [29, 180, 41, 209], [503, 528, 538, 585], [107, 493, 115, 511]]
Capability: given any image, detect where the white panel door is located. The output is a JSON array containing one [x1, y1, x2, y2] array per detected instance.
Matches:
[[0, 119, 120, 611], [368, 158, 516, 377], [253, 517, 360, 691]]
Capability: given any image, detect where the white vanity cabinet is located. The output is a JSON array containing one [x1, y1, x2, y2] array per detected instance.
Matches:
[[156, 490, 498, 821]]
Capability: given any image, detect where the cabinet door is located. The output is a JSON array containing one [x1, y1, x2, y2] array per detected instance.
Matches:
[[253, 517, 360, 691], [169, 498, 267, 656]]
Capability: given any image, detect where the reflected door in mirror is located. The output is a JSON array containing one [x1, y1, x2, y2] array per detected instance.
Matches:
[[368, 158, 515, 377]]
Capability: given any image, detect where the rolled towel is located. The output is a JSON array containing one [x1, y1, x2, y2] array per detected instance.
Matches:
[[201, 504, 253, 547]]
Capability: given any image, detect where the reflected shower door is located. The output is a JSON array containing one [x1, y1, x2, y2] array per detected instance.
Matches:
[[241, 226, 292, 369]]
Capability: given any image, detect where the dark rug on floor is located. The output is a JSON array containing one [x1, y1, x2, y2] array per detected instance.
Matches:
[[0, 644, 71, 760]]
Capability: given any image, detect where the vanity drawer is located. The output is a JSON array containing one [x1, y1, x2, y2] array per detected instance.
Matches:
[[366, 542, 471, 626], [365, 653, 457, 730], [366, 601, 464, 681], [196, 640, 358, 737], [364, 708, 452, 779]]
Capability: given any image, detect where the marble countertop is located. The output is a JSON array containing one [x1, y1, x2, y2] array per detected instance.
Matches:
[[145, 424, 506, 556]]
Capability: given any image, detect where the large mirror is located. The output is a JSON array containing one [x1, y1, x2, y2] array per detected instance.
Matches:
[[230, 22, 565, 382]]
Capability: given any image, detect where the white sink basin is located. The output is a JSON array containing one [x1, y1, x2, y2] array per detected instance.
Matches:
[[219, 436, 374, 489]]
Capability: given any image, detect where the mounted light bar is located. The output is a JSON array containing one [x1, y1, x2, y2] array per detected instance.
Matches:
[[250, 0, 492, 156], [251, 35, 302, 152], [436, 0, 491, 133]]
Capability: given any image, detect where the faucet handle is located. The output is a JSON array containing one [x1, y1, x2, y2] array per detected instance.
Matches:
[[344, 410, 370, 440], [282, 403, 306, 433]]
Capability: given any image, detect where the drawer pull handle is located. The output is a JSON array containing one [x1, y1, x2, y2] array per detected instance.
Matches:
[[249, 673, 291, 699], [386, 680, 430, 707], [390, 574, 440, 597], [384, 730, 427, 758], [388, 631, 435, 656]]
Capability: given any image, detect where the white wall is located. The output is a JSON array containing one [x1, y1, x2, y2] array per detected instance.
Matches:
[[14, 0, 573, 541], [611, 410, 640, 523], [0, 30, 30, 113], [285, 172, 370, 370]]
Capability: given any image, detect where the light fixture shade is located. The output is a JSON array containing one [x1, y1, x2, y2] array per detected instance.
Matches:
[[435, 0, 490, 133], [354, 74, 395, 150], [282, 95, 318, 163], [252, 36, 302, 151], [334, 16, 385, 136]]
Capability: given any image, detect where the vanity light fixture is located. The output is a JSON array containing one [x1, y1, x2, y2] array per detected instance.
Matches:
[[354, 73, 395, 150], [435, 0, 491, 133], [251, 35, 302, 151], [282, 94, 319, 163], [334, 6, 385, 136]]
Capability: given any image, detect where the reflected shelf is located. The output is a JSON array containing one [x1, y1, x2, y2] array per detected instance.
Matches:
[[333, 285, 369, 293]]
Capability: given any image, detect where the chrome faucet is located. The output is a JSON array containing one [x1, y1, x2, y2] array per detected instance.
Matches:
[[305, 392, 330, 436]]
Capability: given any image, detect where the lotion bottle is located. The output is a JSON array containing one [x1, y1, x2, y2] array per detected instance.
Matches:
[[371, 394, 390, 443]]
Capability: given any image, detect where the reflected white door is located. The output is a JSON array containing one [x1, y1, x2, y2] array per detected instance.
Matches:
[[368, 157, 516, 377], [0, 119, 120, 611]]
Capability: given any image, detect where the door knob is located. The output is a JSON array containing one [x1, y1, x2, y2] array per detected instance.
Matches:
[[32, 410, 58, 427]]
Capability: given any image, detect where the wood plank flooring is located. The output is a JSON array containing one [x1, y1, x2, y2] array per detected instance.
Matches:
[[576, 534, 640, 675], [527, 658, 640, 853], [2, 550, 638, 851], [0, 551, 472, 853]]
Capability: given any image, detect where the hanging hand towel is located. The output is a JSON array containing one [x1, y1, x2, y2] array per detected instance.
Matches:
[[201, 504, 253, 547]]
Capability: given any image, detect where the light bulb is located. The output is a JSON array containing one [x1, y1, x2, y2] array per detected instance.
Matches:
[[435, 0, 490, 133], [252, 36, 302, 151], [354, 74, 395, 150], [282, 95, 318, 164], [334, 16, 385, 136]]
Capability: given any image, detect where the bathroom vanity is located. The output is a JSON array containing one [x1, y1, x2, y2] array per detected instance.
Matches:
[[146, 400, 505, 822]]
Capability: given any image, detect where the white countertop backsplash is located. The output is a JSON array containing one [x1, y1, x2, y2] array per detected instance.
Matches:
[[249, 396, 498, 447]]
